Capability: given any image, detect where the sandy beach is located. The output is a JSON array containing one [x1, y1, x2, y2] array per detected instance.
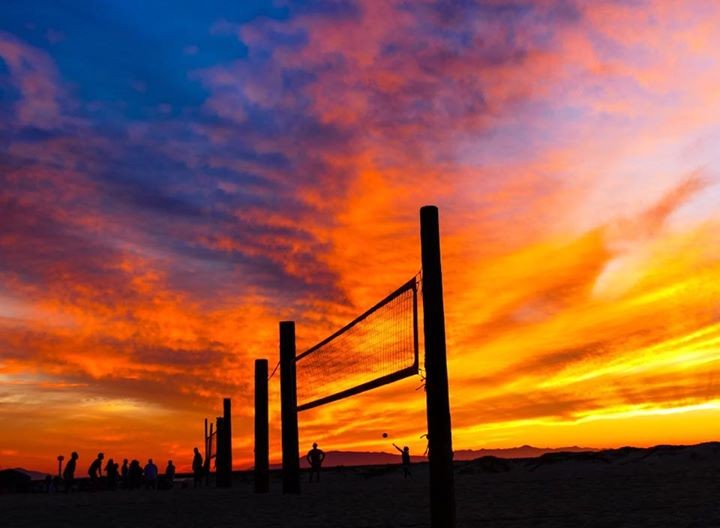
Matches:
[[3, 444, 720, 527]]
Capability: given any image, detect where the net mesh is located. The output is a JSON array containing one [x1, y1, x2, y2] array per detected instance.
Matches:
[[295, 278, 418, 411], [207, 430, 217, 460]]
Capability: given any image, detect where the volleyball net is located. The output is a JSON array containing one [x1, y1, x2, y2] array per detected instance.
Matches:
[[295, 276, 419, 411]]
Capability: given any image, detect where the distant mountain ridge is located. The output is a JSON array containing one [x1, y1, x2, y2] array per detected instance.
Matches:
[[1, 467, 49, 480], [290, 445, 595, 468], [454, 445, 594, 460]]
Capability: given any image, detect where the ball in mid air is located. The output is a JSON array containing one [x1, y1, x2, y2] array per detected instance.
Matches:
[[382, 432, 388, 438]]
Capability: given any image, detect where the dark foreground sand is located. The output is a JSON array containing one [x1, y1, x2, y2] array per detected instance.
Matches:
[[4, 444, 720, 527]]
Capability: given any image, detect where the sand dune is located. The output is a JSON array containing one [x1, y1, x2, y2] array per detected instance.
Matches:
[[2, 443, 719, 527]]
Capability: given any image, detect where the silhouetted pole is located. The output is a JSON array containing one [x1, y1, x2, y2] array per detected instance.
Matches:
[[204, 417, 209, 464], [280, 321, 300, 494], [215, 416, 225, 486], [420, 205, 456, 528], [206, 421, 213, 485], [217, 398, 233, 487], [255, 359, 269, 493], [225, 397, 233, 485], [57, 455, 64, 478]]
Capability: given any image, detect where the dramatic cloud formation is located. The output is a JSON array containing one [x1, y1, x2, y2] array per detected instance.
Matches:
[[1, 0, 720, 472]]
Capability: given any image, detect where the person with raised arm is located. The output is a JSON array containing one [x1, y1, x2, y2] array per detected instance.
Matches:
[[392, 443, 412, 478]]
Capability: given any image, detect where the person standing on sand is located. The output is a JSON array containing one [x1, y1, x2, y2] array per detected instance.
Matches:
[[62, 451, 78, 492], [144, 458, 158, 490], [306, 442, 325, 483], [393, 444, 412, 478], [128, 459, 142, 490], [165, 460, 176, 483], [120, 458, 129, 487], [88, 452, 104, 489], [192, 447, 204, 488], [105, 458, 119, 490]]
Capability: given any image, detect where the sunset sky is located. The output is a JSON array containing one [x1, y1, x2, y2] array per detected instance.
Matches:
[[2, 0, 720, 474]]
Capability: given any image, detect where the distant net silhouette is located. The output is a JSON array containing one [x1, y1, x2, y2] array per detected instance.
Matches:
[[295, 277, 419, 411], [207, 429, 217, 465]]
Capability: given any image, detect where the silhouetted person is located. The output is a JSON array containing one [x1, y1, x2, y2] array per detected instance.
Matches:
[[62, 451, 78, 492], [165, 460, 176, 482], [192, 447, 204, 488], [88, 452, 104, 489], [106, 458, 119, 490], [306, 442, 325, 482], [393, 444, 412, 478], [121, 458, 129, 487], [421, 433, 430, 456], [144, 458, 158, 490], [128, 459, 142, 490]]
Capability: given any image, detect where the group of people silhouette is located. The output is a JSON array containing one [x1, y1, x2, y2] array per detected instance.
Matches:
[[52, 441, 412, 491], [56, 451, 181, 492]]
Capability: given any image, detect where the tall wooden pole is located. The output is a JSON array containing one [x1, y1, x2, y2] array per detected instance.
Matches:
[[216, 397, 232, 487], [255, 359, 270, 493], [204, 418, 208, 468], [420, 205, 456, 528], [215, 416, 225, 486], [280, 321, 300, 494], [206, 422, 213, 485]]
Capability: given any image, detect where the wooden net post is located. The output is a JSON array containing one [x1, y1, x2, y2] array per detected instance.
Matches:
[[215, 416, 224, 486], [420, 205, 456, 528], [205, 421, 213, 485], [280, 321, 300, 494], [255, 359, 269, 493], [217, 398, 233, 487]]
